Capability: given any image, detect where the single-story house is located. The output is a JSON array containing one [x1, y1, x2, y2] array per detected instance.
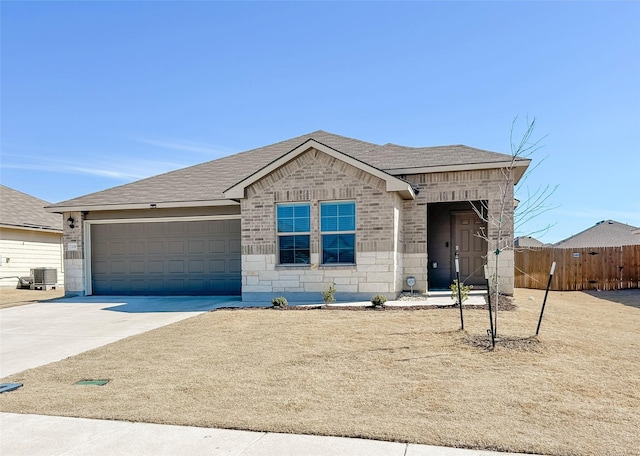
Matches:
[[46, 131, 529, 301], [0, 185, 64, 288], [554, 220, 640, 249]]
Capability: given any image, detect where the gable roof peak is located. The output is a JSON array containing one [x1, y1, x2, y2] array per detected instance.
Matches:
[[224, 138, 416, 200]]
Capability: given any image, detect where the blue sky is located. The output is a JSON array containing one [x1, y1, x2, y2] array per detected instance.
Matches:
[[2, 1, 639, 243]]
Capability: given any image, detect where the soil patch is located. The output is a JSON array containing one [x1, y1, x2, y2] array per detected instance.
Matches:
[[0, 287, 64, 309]]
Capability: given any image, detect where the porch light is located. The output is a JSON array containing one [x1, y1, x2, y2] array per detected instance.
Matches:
[[67, 217, 75, 229]]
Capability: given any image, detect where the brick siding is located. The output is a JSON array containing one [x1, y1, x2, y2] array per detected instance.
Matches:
[[241, 148, 402, 300]]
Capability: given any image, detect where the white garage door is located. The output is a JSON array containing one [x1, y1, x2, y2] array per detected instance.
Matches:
[[91, 219, 241, 295]]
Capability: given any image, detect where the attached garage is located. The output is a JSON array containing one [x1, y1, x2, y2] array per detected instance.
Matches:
[[89, 218, 241, 295]]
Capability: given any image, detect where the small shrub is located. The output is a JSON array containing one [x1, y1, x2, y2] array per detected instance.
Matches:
[[271, 296, 288, 308], [450, 280, 472, 305], [371, 294, 387, 308], [322, 283, 336, 304]]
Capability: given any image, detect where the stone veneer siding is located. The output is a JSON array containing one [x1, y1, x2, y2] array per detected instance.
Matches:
[[241, 148, 404, 302], [62, 211, 86, 296], [402, 169, 515, 295]]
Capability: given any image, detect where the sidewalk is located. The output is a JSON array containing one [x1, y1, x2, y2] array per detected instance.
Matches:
[[0, 413, 538, 456]]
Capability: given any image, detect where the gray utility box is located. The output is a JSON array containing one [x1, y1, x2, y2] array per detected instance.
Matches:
[[31, 268, 57, 290]]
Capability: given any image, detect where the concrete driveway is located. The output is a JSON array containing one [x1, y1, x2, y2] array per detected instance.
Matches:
[[0, 295, 245, 377]]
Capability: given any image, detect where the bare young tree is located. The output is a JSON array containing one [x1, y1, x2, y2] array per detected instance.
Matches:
[[471, 116, 556, 341]]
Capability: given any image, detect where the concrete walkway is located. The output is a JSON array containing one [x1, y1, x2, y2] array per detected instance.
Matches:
[[0, 413, 536, 456]]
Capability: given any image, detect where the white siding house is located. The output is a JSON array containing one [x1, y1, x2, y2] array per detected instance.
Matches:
[[0, 185, 63, 288]]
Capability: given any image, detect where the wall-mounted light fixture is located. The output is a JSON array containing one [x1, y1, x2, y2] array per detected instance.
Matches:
[[67, 217, 75, 229]]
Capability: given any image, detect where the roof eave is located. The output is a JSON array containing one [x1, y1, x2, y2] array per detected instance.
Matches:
[[384, 159, 531, 183], [45, 199, 240, 214], [0, 223, 63, 234]]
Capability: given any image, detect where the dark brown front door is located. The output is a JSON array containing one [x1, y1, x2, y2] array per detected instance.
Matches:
[[451, 211, 487, 286]]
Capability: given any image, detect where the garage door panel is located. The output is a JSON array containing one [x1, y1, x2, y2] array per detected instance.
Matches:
[[168, 223, 185, 235], [168, 241, 184, 254], [188, 260, 204, 273], [93, 279, 110, 293], [148, 224, 165, 236], [110, 279, 127, 292], [91, 220, 241, 296], [110, 225, 127, 236], [210, 259, 225, 273], [110, 262, 126, 274], [188, 279, 206, 292], [148, 261, 164, 273], [208, 220, 225, 232], [148, 241, 164, 254], [209, 240, 225, 253], [130, 280, 146, 293], [188, 240, 205, 254], [93, 242, 109, 255], [229, 259, 241, 273], [229, 239, 241, 253], [130, 261, 145, 274], [93, 261, 109, 274], [169, 260, 185, 273], [130, 242, 145, 255], [110, 243, 126, 255], [210, 279, 227, 293], [130, 224, 145, 236], [229, 279, 241, 294], [168, 279, 185, 293], [188, 221, 206, 234]]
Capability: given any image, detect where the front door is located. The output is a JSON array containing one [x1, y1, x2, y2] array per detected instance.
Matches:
[[451, 211, 487, 286]]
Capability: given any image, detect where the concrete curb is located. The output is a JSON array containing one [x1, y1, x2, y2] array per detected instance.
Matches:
[[0, 413, 541, 456]]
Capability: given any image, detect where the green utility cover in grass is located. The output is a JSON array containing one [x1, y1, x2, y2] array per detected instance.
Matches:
[[75, 380, 109, 386]]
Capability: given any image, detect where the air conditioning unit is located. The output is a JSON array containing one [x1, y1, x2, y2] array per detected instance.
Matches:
[[30, 268, 57, 290]]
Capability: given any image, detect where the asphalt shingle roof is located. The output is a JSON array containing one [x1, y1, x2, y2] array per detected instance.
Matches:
[[554, 220, 640, 248], [514, 236, 545, 248], [48, 130, 526, 209], [0, 185, 63, 231]]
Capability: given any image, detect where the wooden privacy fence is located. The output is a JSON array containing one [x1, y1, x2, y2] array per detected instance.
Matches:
[[515, 245, 640, 291]]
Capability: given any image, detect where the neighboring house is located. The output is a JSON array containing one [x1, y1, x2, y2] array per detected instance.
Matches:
[[46, 131, 530, 301], [514, 236, 545, 248], [554, 220, 640, 249], [0, 185, 64, 288]]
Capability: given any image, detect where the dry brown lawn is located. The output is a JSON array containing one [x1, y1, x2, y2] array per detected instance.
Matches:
[[1, 289, 639, 455], [0, 287, 64, 309]]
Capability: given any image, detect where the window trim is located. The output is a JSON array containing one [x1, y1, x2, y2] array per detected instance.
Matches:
[[320, 200, 356, 265], [276, 202, 311, 265]]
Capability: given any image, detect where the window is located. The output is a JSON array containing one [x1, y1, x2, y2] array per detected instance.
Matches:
[[277, 203, 310, 264], [321, 201, 356, 264]]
